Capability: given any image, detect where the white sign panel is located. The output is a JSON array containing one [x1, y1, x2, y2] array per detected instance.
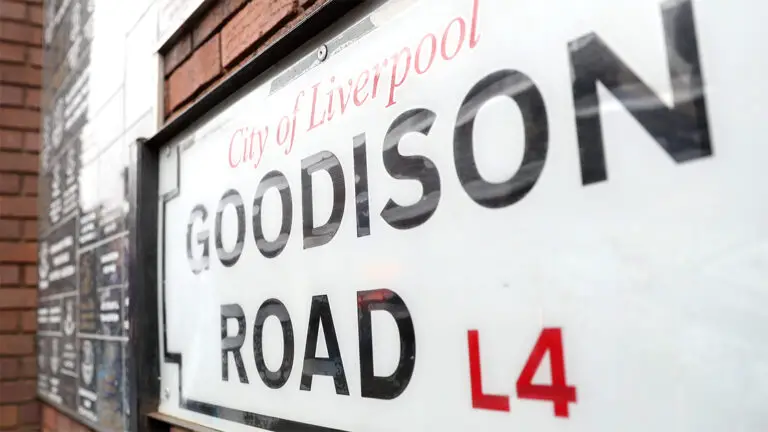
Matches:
[[157, 0, 768, 430]]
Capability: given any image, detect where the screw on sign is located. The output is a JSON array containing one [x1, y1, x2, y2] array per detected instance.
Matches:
[[317, 44, 328, 62]]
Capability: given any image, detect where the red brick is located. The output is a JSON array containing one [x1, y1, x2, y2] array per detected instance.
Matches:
[[0, 64, 40, 86], [0, 358, 18, 380], [0, 221, 21, 242], [21, 264, 34, 285], [20, 310, 34, 331], [0, 129, 22, 149], [0, 310, 18, 331], [192, 0, 248, 48], [0, 264, 19, 285], [0, 379, 35, 402], [0, 84, 24, 106], [251, 0, 328, 60], [0, 0, 26, 21], [0, 405, 18, 429], [167, 34, 221, 110], [21, 220, 34, 239], [163, 80, 170, 116], [0, 288, 35, 308], [0, 242, 36, 263], [0, 42, 24, 63], [42, 406, 56, 429], [0, 152, 37, 173], [0, 172, 20, 193], [0, 335, 33, 355], [0, 220, 20, 240], [0, 107, 38, 129], [17, 401, 38, 425], [22, 131, 37, 151], [164, 33, 192, 76], [26, 46, 41, 67], [23, 87, 38, 108], [20, 175, 35, 195], [27, 4, 41, 26], [56, 412, 73, 431], [221, 0, 296, 67], [0, 196, 36, 217], [18, 356, 34, 378], [0, 21, 40, 45]]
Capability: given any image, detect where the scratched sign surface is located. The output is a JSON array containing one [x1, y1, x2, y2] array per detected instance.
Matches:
[[157, 0, 768, 430]]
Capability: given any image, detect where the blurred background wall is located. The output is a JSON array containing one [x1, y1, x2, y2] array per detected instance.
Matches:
[[0, 0, 44, 430]]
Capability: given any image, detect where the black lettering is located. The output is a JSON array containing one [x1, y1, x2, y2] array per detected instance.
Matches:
[[569, 0, 711, 185], [301, 151, 345, 249], [300, 295, 349, 395], [252, 171, 292, 258], [353, 133, 371, 238], [454, 70, 548, 208], [221, 303, 248, 383], [381, 109, 441, 229], [357, 289, 416, 400], [253, 299, 294, 389], [215, 189, 246, 266], [186, 204, 209, 274]]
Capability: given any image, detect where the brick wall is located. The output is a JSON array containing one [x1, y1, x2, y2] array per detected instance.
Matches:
[[0, 0, 42, 430], [41, 405, 94, 432], [163, 0, 331, 120]]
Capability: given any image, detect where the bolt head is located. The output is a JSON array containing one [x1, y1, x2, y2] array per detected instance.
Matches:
[[317, 44, 328, 61]]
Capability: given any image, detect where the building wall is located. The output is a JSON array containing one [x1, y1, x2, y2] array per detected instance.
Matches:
[[35, 0, 161, 430], [0, 0, 43, 430], [24, 0, 334, 431]]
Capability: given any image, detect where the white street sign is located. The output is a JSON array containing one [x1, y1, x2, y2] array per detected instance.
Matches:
[[157, 0, 768, 430]]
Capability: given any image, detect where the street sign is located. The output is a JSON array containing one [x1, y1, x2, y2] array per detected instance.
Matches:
[[157, 0, 768, 430]]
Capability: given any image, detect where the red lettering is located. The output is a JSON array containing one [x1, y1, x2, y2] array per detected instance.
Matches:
[[469, 0, 481, 48], [337, 79, 355, 115], [372, 60, 387, 100], [307, 82, 326, 131], [229, 1, 481, 165], [516, 328, 577, 418], [247, 127, 255, 160], [284, 91, 303, 155], [228, 129, 243, 168], [326, 76, 336, 121], [276, 116, 291, 154], [467, 330, 511, 412], [243, 127, 251, 162], [441, 18, 466, 60], [354, 70, 370, 106], [250, 126, 269, 169], [415, 33, 437, 74], [386, 48, 412, 108]]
